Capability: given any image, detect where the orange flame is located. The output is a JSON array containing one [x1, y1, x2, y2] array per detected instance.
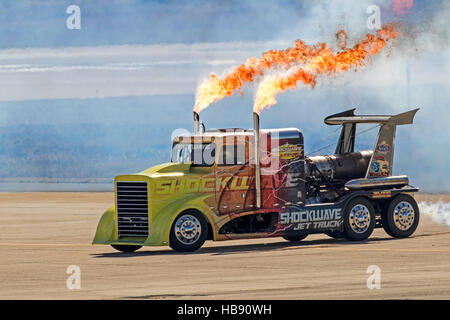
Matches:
[[253, 24, 398, 114], [194, 40, 326, 113]]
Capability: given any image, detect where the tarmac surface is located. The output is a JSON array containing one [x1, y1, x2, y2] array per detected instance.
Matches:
[[0, 192, 449, 299]]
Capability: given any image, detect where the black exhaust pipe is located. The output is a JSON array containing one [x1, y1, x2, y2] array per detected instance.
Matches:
[[193, 111, 200, 133], [253, 112, 261, 208]]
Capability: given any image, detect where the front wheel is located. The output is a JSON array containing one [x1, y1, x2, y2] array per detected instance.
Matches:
[[169, 211, 207, 252], [382, 194, 419, 238], [343, 197, 376, 241], [283, 234, 308, 242], [111, 244, 142, 253]]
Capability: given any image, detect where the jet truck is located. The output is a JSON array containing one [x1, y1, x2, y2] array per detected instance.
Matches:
[[93, 108, 420, 252]]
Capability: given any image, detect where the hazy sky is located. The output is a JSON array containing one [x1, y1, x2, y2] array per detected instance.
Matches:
[[0, 0, 449, 192], [0, 0, 447, 102]]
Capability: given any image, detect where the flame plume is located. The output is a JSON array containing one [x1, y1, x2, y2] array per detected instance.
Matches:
[[193, 24, 397, 114], [253, 24, 398, 114], [194, 40, 326, 113]]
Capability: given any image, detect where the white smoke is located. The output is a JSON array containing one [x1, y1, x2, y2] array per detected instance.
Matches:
[[419, 200, 450, 227]]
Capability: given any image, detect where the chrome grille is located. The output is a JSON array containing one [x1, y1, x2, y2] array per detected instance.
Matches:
[[116, 181, 149, 237]]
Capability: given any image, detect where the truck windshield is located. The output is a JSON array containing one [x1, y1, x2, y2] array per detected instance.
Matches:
[[171, 142, 216, 166]]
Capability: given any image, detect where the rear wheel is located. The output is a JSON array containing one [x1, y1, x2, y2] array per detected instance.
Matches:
[[111, 244, 142, 253], [343, 197, 376, 241], [283, 234, 308, 242], [169, 211, 207, 252], [382, 194, 419, 238]]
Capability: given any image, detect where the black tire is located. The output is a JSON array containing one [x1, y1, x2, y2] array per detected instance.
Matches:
[[382, 194, 419, 238], [325, 231, 344, 239], [111, 244, 142, 253], [343, 197, 376, 241], [283, 234, 308, 242], [169, 211, 207, 252]]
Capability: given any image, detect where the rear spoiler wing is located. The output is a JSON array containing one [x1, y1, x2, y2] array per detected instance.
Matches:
[[325, 108, 419, 126], [324, 108, 419, 178]]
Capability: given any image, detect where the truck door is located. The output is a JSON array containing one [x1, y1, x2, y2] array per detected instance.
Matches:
[[215, 136, 253, 215], [262, 130, 305, 207]]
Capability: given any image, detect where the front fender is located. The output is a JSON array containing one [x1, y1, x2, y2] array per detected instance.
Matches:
[[144, 193, 216, 246], [92, 205, 116, 244]]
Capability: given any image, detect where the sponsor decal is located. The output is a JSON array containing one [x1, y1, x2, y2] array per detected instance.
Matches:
[[373, 155, 385, 161], [370, 159, 390, 177], [376, 143, 391, 153], [359, 178, 405, 186], [372, 191, 391, 199], [272, 143, 303, 160], [371, 161, 381, 173], [280, 208, 342, 230]]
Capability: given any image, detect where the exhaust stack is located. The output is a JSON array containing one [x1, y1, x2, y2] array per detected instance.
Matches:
[[253, 112, 261, 208], [193, 111, 200, 133]]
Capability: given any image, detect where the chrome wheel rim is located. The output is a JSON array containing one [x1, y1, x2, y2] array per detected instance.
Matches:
[[174, 215, 201, 245], [349, 204, 371, 234], [393, 201, 415, 230]]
